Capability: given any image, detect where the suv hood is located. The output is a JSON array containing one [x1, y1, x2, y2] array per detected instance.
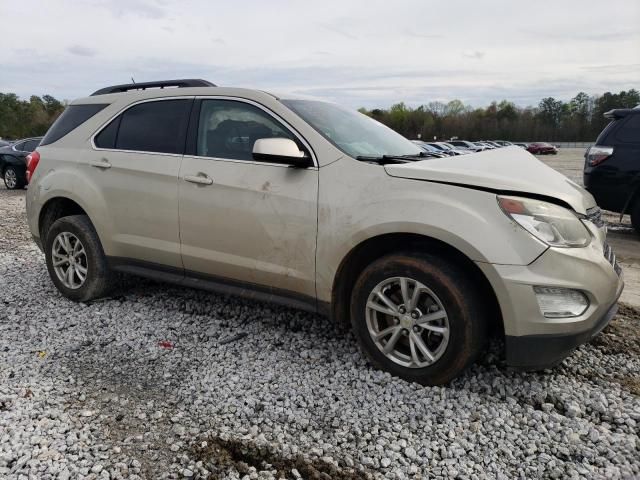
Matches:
[[384, 146, 595, 214]]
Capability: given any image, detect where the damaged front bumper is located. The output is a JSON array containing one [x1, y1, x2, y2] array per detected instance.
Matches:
[[477, 238, 624, 370]]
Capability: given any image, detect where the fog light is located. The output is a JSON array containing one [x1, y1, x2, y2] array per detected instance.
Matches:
[[533, 287, 589, 318]]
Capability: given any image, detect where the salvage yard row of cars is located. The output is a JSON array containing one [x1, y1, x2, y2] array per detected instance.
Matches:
[[19, 79, 624, 385], [412, 139, 558, 157]]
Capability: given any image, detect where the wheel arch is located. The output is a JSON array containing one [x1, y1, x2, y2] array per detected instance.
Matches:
[[331, 232, 503, 336], [38, 196, 89, 242]]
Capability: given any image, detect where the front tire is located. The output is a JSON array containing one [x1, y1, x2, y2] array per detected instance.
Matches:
[[3, 166, 25, 190], [44, 215, 113, 302], [350, 253, 488, 385]]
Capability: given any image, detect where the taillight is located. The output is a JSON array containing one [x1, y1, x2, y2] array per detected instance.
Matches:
[[26, 151, 40, 182], [586, 146, 613, 166]]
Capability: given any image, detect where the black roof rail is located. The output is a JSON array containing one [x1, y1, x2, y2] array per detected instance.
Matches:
[[90, 79, 216, 96]]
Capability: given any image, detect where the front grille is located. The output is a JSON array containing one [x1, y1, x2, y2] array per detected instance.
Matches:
[[604, 242, 622, 276], [586, 206, 605, 228]]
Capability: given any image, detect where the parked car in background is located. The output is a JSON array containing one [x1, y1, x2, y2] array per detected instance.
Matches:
[[527, 142, 558, 155], [514, 143, 529, 149], [494, 141, 514, 147], [410, 141, 448, 157], [437, 142, 470, 154], [476, 142, 497, 149], [427, 142, 468, 156], [0, 139, 12, 148], [25, 79, 622, 385], [584, 106, 640, 231], [418, 142, 453, 156], [449, 140, 485, 152], [0, 136, 42, 189]]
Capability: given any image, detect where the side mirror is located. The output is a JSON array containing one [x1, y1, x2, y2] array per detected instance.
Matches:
[[252, 138, 312, 168]]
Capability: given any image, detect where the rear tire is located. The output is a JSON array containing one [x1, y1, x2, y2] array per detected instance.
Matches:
[[3, 166, 25, 190], [350, 252, 488, 385], [44, 215, 113, 302]]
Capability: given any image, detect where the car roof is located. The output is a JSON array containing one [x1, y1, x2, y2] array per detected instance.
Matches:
[[70, 85, 321, 107], [71, 86, 282, 105], [12, 136, 42, 142]]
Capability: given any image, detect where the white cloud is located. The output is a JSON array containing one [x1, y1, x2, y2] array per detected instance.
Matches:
[[0, 0, 638, 107], [67, 45, 97, 57], [462, 50, 485, 60]]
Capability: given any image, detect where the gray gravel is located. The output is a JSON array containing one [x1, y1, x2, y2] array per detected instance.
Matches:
[[1, 185, 639, 479]]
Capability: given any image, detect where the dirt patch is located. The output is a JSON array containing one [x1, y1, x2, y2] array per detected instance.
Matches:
[[193, 436, 371, 479], [590, 303, 640, 356], [618, 376, 640, 396]]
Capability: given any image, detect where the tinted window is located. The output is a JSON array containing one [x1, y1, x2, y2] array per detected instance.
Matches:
[[116, 100, 191, 154], [616, 115, 640, 143], [13, 141, 27, 151], [94, 115, 121, 149], [22, 139, 41, 152], [197, 99, 295, 161], [40, 104, 108, 146]]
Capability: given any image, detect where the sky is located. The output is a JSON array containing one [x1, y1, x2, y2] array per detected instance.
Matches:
[[1, 0, 639, 108]]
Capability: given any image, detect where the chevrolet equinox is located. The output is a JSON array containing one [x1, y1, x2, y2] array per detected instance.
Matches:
[[25, 79, 623, 385]]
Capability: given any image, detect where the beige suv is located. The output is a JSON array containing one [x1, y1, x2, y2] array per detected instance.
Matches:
[[25, 79, 623, 384]]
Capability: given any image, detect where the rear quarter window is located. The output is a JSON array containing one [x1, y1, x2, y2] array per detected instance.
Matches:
[[95, 99, 192, 154], [595, 121, 615, 145], [615, 114, 640, 143], [40, 104, 109, 146]]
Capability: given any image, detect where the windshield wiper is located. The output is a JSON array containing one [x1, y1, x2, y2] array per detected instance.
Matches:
[[356, 151, 436, 165]]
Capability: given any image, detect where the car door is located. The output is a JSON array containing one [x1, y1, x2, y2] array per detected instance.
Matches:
[[83, 98, 193, 269], [178, 98, 318, 301]]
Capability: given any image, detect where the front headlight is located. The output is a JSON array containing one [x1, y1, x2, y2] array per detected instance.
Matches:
[[497, 196, 591, 247]]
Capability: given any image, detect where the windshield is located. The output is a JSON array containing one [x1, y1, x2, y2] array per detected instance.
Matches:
[[282, 99, 423, 158]]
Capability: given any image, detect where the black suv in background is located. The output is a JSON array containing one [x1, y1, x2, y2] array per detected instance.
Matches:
[[584, 107, 640, 231], [0, 137, 42, 189]]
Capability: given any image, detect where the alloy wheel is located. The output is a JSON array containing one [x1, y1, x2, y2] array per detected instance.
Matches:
[[365, 276, 450, 368], [51, 232, 88, 289], [4, 169, 17, 189]]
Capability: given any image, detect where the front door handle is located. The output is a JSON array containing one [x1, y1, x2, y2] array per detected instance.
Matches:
[[89, 159, 111, 169], [184, 173, 213, 185]]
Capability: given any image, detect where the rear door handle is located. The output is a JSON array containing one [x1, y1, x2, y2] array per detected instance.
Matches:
[[89, 159, 111, 169], [184, 174, 213, 185]]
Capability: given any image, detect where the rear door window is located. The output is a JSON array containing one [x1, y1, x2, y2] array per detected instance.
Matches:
[[616, 115, 640, 143], [113, 99, 192, 154], [40, 104, 108, 146]]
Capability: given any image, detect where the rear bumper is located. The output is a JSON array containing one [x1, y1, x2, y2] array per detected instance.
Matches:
[[504, 294, 620, 369], [583, 171, 627, 213]]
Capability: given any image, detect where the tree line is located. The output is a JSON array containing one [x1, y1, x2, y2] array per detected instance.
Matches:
[[0, 88, 638, 142], [0, 93, 65, 140], [359, 89, 639, 142]]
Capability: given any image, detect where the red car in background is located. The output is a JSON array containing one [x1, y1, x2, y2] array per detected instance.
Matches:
[[527, 142, 558, 155]]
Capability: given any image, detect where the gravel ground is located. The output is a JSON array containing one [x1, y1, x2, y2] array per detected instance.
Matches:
[[1, 182, 639, 480]]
